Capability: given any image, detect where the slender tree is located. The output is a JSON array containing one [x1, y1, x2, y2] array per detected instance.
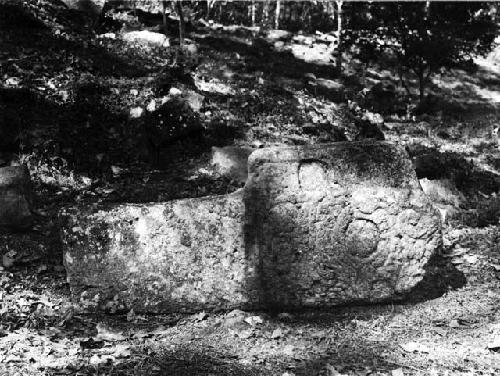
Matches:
[[275, 0, 281, 29], [174, 0, 185, 48], [336, 0, 343, 73], [344, 2, 498, 103]]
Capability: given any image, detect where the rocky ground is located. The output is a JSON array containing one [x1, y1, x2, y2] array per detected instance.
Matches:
[[1, 1, 500, 375]]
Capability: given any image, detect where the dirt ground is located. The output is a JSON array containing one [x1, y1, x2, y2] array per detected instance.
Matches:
[[1, 2, 500, 375]]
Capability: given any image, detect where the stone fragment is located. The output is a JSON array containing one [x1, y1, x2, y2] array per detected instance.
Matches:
[[123, 30, 170, 47], [61, 190, 252, 313], [0, 166, 33, 232]]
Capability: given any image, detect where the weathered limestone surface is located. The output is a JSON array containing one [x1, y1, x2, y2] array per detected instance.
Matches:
[[0, 166, 33, 232], [61, 142, 442, 312], [245, 142, 442, 308], [61, 190, 252, 312]]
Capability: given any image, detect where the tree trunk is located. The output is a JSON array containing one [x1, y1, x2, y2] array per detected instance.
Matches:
[[275, 0, 280, 29], [418, 70, 425, 104], [336, 0, 343, 73], [175, 0, 185, 48], [251, 0, 256, 26], [398, 66, 413, 97], [263, 0, 269, 27], [162, 0, 168, 34]]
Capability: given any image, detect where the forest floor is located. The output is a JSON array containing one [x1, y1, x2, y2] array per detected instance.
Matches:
[[1, 2, 500, 375]]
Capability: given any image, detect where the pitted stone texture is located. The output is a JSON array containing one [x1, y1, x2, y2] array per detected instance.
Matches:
[[0, 166, 33, 232], [61, 190, 254, 313], [245, 141, 442, 308]]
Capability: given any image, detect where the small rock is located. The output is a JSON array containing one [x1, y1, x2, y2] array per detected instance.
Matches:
[[271, 328, 284, 339], [123, 30, 170, 47], [391, 368, 405, 376], [129, 107, 144, 119], [169, 87, 182, 96], [223, 309, 247, 328], [487, 338, 500, 351], [2, 250, 16, 268], [95, 323, 126, 342], [277, 312, 293, 322], [362, 111, 384, 126], [146, 99, 156, 112], [244, 315, 264, 326], [274, 41, 285, 50], [266, 29, 292, 41]]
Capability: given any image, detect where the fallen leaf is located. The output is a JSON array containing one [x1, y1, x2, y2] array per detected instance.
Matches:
[[400, 341, 430, 353], [111, 165, 124, 176], [487, 338, 500, 351], [392, 368, 405, 376], [449, 319, 461, 328]]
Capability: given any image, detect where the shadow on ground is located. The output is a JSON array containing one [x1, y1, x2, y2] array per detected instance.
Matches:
[[74, 348, 269, 376], [405, 253, 467, 303], [198, 35, 338, 81], [0, 3, 148, 78]]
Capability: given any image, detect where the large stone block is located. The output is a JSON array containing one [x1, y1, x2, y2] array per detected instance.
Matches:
[[61, 142, 442, 312], [61, 190, 255, 313], [0, 166, 33, 232], [245, 142, 442, 308]]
